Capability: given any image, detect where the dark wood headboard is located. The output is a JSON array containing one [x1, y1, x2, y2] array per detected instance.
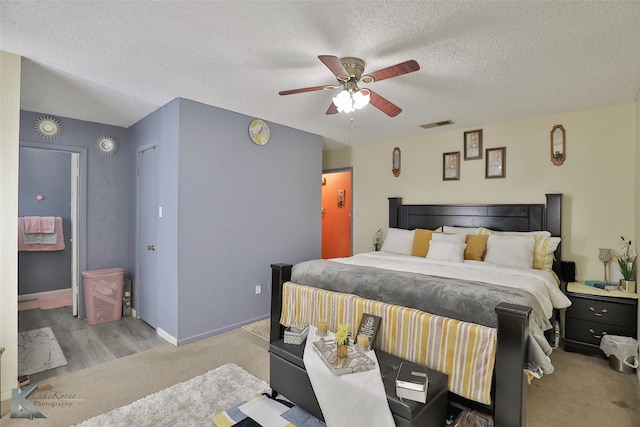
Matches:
[[388, 193, 563, 277]]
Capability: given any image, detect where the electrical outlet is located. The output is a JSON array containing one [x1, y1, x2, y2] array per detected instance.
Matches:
[[255, 284, 262, 295]]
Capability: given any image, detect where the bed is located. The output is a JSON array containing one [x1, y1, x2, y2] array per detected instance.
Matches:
[[270, 193, 568, 427]]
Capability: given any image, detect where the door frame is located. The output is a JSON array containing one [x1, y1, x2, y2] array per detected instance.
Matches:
[[321, 167, 354, 256], [19, 141, 88, 317]]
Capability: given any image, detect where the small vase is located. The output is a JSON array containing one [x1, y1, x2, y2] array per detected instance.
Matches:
[[336, 343, 348, 358], [620, 279, 636, 293]]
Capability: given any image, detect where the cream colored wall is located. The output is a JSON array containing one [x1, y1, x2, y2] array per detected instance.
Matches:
[[635, 89, 640, 384], [0, 51, 21, 401], [324, 103, 636, 282]]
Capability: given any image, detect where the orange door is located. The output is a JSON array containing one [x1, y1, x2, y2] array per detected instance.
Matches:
[[321, 170, 352, 259]]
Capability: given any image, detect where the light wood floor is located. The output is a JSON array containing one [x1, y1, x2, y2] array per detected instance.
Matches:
[[18, 306, 167, 384]]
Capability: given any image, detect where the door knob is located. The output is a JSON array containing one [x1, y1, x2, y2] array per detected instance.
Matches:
[[147, 245, 155, 251]]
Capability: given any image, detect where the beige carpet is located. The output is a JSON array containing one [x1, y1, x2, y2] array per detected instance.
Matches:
[[527, 347, 640, 426], [1, 327, 638, 427]]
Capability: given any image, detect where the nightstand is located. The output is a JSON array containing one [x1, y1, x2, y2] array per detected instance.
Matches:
[[564, 282, 638, 354]]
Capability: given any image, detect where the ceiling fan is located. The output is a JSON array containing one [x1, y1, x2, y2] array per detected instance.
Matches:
[[279, 55, 420, 117]]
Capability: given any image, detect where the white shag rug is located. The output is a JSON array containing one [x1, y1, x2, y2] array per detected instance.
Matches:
[[74, 363, 270, 426]]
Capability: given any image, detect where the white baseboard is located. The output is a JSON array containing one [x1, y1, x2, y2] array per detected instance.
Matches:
[[156, 327, 177, 346]]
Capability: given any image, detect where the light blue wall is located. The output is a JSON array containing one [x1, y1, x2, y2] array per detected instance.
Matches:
[[20, 110, 130, 272], [18, 147, 72, 295], [128, 99, 181, 338], [19, 110, 129, 318], [175, 99, 321, 343], [20, 100, 322, 341], [129, 98, 322, 344]]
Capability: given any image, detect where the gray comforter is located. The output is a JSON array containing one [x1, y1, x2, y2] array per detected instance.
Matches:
[[291, 259, 555, 375]]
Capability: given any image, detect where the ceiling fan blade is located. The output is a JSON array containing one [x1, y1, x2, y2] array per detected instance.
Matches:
[[325, 102, 338, 115], [369, 90, 402, 117], [361, 60, 420, 83], [279, 85, 327, 96], [318, 55, 350, 82]]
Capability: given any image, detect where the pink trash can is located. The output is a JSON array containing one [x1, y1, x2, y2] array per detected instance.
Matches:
[[82, 268, 125, 325]]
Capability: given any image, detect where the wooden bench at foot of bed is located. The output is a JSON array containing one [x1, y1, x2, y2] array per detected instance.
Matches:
[[270, 264, 532, 427], [270, 338, 449, 427]]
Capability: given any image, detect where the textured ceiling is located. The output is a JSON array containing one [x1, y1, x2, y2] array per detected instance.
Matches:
[[1, 1, 639, 150]]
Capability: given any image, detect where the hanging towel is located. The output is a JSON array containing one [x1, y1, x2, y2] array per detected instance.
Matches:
[[23, 216, 41, 233], [18, 217, 65, 251], [40, 216, 56, 233], [20, 218, 58, 244], [23, 216, 56, 234]]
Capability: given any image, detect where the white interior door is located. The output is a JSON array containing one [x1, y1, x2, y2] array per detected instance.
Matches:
[[136, 144, 158, 327]]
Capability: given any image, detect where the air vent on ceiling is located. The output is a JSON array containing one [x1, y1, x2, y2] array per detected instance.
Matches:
[[419, 120, 454, 129]]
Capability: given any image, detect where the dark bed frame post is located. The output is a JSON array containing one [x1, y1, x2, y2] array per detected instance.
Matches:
[[270, 263, 292, 343], [389, 197, 402, 228], [494, 303, 531, 427], [545, 193, 562, 278]]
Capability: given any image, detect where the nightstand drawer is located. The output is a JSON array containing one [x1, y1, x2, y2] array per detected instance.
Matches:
[[565, 318, 635, 346], [566, 296, 636, 328]]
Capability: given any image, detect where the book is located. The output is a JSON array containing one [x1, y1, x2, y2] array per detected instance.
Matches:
[[355, 313, 382, 349], [395, 362, 428, 403], [585, 280, 620, 291]]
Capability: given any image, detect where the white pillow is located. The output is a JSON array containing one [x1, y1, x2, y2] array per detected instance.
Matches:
[[426, 241, 466, 263], [484, 234, 536, 269], [380, 228, 415, 255], [443, 226, 480, 235], [478, 227, 551, 237], [431, 233, 467, 243], [498, 230, 551, 237]]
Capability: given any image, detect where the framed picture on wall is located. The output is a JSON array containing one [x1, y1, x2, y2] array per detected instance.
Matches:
[[486, 147, 506, 178], [464, 129, 483, 160], [443, 151, 460, 181]]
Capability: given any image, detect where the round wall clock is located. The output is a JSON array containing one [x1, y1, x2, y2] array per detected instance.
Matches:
[[34, 116, 62, 138], [249, 119, 270, 146], [95, 135, 118, 155]]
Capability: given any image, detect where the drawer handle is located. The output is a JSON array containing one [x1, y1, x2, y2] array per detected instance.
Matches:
[[589, 329, 607, 339], [589, 307, 608, 316]]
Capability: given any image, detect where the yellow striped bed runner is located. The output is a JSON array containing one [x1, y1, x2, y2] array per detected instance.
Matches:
[[280, 281, 497, 405]]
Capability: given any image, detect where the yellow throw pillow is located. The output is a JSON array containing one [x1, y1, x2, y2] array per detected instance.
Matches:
[[412, 229, 433, 257], [532, 236, 561, 270], [465, 234, 489, 260]]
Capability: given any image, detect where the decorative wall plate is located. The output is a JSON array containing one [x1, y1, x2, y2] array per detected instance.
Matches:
[[95, 135, 118, 155], [34, 116, 62, 138]]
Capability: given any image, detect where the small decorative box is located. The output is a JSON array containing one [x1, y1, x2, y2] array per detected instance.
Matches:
[[284, 325, 308, 345], [396, 362, 429, 403]]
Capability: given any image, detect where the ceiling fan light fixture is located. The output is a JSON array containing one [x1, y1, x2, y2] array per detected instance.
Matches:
[[333, 89, 370, 113], [281, 55, 419, 118], [352, 89, 370, 109], [333, 90, 355, 113]]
